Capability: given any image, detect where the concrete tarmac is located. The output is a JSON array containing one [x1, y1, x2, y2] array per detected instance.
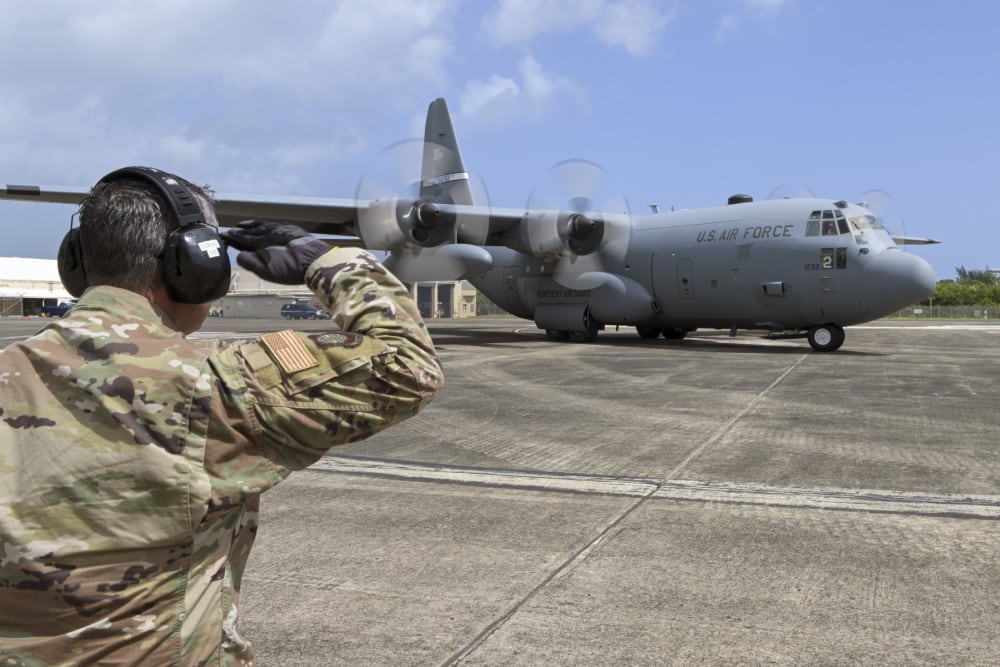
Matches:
[[4, 317, 1000, 664]]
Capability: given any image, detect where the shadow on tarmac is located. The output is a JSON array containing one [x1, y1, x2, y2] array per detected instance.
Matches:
[[427, 323, 881, 356]]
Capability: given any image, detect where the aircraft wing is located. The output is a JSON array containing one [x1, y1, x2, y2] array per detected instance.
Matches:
[[212, 193, 365, 238], [1, 182, 372, 243], [0, 183, 90, 206], [1, 180, 621, 262]]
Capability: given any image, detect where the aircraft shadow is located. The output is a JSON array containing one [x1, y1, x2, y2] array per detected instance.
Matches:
[[425, 325, 880, 357]]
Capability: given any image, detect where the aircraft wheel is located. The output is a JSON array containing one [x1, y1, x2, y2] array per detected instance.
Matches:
[[636, 326, 661, 339], [571, 318, 600, 343], [662, 328, 688, 340], [807, 324, 845, 352], [545, 329, 570, 342]]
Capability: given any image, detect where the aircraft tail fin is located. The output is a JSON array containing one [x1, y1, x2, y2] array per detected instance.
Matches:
[[420, 98, 474, 206]]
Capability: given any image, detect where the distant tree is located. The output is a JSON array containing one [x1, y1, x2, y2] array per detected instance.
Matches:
[[955, 266, 1000, 286], [926, 271, 1000, 306]]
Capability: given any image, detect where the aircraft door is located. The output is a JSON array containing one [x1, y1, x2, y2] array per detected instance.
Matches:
[[504, 265, 519, 300], [678, 259, 694, 299], [816, 247, 846, 312]]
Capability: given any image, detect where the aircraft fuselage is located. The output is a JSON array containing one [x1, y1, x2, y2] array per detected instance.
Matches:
[[471, 197, 936, 348]]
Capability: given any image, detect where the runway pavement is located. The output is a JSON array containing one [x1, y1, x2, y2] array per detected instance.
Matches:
[[4, 317, 1000, 664]]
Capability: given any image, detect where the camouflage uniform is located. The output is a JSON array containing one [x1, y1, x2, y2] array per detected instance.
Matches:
[[0, 248, 443, 665]]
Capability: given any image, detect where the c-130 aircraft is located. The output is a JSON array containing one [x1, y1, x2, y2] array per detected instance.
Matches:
[[1, 98, 938, 352]]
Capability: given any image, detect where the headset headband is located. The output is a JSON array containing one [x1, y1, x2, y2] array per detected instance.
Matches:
[[99, 166, 207, 228]]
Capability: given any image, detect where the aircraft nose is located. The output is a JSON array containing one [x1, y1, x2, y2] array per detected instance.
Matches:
[[864, 250, 937, 312]]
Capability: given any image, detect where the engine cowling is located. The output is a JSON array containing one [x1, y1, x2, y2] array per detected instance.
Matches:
[[357, 198, 455, 250], [502, 210, 606, 258]]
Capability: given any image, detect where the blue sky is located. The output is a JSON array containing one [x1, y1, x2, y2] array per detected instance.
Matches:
[[1, 0, 997, 279]]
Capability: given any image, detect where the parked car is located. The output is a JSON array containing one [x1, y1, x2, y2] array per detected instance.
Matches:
[[280, 302, 331, 320], [40, 300, 77, 317]]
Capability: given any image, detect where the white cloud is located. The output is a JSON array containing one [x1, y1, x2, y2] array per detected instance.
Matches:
[[481, 0, 672, 55], [0, 1, 460, 191], [461, 74, 522, 118], [594, 0, 676, 55], [716, 0, 793, 42], [457, 56, 581, 127]]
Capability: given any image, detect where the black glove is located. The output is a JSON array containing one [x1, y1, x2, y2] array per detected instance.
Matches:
[[222, 220, 329, 285]]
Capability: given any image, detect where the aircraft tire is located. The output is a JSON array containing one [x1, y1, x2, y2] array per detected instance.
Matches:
[[662, 328, 688, 340], [545, 329, 571, 342], [807, 324, 845, 352], [570, 318, 600, 343], [636, 326, 661, 339]]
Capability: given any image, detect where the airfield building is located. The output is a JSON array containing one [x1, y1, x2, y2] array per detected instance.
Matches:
[[0, 257, 478, 320]]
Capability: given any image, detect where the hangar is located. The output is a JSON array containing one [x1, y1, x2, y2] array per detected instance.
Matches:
[[0, 257, 72, 317]]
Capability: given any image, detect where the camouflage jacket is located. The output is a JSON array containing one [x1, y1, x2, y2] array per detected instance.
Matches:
[[0, 249, 443, 665]]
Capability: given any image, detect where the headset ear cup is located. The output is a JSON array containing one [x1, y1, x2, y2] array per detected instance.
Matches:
[[57, 227, 88, 298], [162, 224, 232, 304]]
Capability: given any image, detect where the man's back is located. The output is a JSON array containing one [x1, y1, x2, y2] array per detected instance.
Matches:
[[1, 247, 443, 664], [1, 287, 231, 662]]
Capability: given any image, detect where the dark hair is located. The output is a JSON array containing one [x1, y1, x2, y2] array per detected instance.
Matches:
[[78, 175, 216, 293]]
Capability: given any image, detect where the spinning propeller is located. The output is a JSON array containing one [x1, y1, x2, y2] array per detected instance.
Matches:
[[354, 138, 492, 281], [523, 159, 633, 290]]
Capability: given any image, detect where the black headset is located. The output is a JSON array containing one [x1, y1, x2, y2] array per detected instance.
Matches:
[[57, 166, 231, 305]]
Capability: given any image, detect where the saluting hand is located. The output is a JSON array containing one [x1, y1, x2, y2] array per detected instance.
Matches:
[[221, 220, 329, 285]]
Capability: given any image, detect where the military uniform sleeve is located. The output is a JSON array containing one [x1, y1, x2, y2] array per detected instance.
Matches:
[[202, 248, 443, 497]]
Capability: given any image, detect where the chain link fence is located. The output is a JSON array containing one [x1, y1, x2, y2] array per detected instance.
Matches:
[[887, 305, 1000, 320]]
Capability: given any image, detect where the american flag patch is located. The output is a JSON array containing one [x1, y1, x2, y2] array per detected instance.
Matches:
[[261, 330, 318, 374]]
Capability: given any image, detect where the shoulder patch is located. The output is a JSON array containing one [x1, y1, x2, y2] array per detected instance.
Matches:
[[260, 330, 319, 374], [308, 332, 365, 349]]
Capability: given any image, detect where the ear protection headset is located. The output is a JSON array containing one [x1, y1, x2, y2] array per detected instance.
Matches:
[[57, 166, 231, 304]]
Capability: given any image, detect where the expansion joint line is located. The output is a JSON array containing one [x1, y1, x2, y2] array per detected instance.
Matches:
[[441, 355, 808, 664], [665, 354, 808, 483], [440, 482, 662, 666]]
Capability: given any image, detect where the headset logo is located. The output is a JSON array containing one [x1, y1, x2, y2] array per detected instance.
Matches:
[[198, 239, 222, 258]]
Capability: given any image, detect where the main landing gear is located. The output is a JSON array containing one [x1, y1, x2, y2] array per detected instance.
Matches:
[[807, 324, 845, 352], [545, 327, 600, 342], [546, 318, 601, 342], [636, 326, 689, 340]]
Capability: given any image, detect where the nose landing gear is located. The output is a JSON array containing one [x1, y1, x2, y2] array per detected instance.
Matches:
[[807, 323, 845, 352]]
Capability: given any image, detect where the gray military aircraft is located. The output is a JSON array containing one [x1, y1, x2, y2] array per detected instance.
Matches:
[[1, 98, 938, 352]]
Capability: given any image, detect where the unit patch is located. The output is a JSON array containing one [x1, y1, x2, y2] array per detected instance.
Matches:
[[260, 330, 318, 373], [309, 332, 365, 349]]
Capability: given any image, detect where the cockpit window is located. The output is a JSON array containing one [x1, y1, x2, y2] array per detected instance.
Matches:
[[806, 211, 821, 236], [865, 214, 885, 230], [806, 209, 853, 236]]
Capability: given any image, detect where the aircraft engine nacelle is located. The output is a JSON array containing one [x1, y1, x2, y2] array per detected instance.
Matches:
[[503, 211, 605, 258], [357, 198, 456, 250], [587, 273, 659, 324], [535, 303, 593, 333]]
